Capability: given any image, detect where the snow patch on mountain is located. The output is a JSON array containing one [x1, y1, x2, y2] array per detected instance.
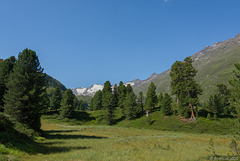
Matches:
[[72, 81, 139, 97], [72, 84, 104, 97]]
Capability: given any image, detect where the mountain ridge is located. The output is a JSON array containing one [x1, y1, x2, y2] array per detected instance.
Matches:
[[72, 33, 240, 101], [132, 33, 240, 102]]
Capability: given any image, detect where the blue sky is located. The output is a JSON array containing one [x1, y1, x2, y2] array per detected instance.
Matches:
[[1, 0, 240, 88]]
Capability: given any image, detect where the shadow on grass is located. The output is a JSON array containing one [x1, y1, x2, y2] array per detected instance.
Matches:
[[31, 144, 91, 154], [71, 111, 95, 122], [2, 129, 107, 155], [44, 130, 107, 140], [46, 129, 80, 133]]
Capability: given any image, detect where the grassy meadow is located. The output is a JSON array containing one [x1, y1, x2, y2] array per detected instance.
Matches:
[[19, 118, 237, 161]]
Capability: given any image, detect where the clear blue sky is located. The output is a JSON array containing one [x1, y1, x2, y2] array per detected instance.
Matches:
[[1, 0, 240, 88]]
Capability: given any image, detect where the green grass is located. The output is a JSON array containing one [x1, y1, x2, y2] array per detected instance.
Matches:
[[116, 111, 239, 135], [3, 110, 239, 160], [20, 118, 238, 161]]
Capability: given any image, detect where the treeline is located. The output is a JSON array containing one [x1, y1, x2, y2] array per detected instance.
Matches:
[[90, 56, 240, 124]]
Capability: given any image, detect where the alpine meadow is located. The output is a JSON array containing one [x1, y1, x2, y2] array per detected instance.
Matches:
[[1, 1, 240, 161]]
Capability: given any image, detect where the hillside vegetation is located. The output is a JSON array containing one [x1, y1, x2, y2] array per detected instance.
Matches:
[[133, 34, 240, 102]]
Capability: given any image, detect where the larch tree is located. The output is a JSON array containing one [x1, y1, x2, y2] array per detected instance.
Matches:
[[3, 49, 47, 131]]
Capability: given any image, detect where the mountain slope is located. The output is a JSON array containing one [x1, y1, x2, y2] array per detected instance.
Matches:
[[0, 59, 67, 92], [46, 75, 67, 91], [132, 33, 240, 102]]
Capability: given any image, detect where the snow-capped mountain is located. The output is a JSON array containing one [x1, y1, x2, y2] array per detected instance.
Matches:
[[72, 84, 103, 97], [72, 81, 141, 97]]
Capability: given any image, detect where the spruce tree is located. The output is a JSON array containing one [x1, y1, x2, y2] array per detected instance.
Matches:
[[50, 87, 62, 111], [60, 89, 75, 118], [0, 56, 16, 111], [3, 49, 47, 131], [137, 91, 144, 116], [102, 81, 115, 125], [229, 63, 240, 117], [162, 93, 173, 116], [124, 91, 137, 120], [144, 82, 158, 116]]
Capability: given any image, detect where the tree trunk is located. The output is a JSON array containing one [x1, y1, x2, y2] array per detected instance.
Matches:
[[146, 110, 149, 117], [189, 103, 196, 121], [177, 97, 180, 104]]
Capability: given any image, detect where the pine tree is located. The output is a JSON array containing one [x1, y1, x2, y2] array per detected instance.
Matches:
[[124, 91, 137, 120], [158, 91, 163, 110], [170, 61, 184, 104], [50, 87, 62, 111], [182, 57, 202, 119], [102, 81, 115, 125], [207, 95, 215, 112], [170, 57, 202, 119], [126, 84, 133, 94], [162, 93, 173, 116], [0, 56, 16, 111], [137, 91, 144, 116], [213, 94, 223, 117], [216, 84, 231, 114], [118, 81, 126, 109], [229, 63, 240, 117], [41, 91, 50, 112], [60, 89, 75, 118], [144, 82, 158, 117], [90, 90, 102, 111], [3, 49, 47, 131], [76, 99, 85, 110], [113, 84, 119, 108]]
